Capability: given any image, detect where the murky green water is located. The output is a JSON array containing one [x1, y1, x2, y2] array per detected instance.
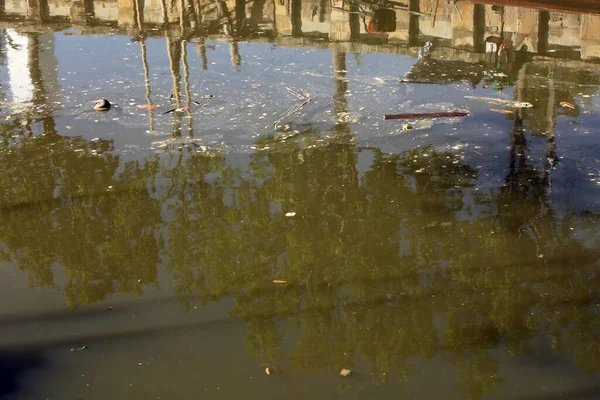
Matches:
[[1, 0, 600, 399]]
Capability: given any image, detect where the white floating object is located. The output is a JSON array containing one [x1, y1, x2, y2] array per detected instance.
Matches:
[[285, 212, 296, 217]]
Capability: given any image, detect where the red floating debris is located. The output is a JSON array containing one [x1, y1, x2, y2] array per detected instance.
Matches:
[[384, 112, 469, 120]]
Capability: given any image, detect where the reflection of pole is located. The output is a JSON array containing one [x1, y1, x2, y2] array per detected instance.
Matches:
[[333, 47, 347, 115], [26, 0, 49, 21], [473, 4, 485, 53], [291, 0, 302, 36], [508, 63, 527, 194], [349, 3, 359, 40], [249, 0, 267, 33], [230, 42, 241, 66], [197, 39, 208, 70], [236, 0, 246, 33], [70, 0, 95, 24], [167, 39, 182, 108], [215, 0, 241, 66], [28, 34, 57, 136], [409, 0, 420, 46], [118, 0, 136, 26], [538, 11, 550, 54], [319, 0, 326, 22], [332, 46, 350, 137]]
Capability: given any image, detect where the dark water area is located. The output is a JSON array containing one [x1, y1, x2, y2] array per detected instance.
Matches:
[[0, 0, 600, 399]]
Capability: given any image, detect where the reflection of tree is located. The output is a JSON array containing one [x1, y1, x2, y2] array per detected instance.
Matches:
[[0, 122, 163, 309], [159, 128, 600, 398], [2, 108, 599, 395]]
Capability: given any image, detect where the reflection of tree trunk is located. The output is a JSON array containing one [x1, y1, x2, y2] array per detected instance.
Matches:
[[543, 63, 557, 191], [140, 39, 155, 131], [408, 0, 420, 46], [195, 0, 203, 26], [538, 11, 550, 54], [216, 0, 233, 36], [179, 0, 188, 33], [134, 0, 144, 30], [291, 0, 302, 36], [473, 4, 485, 53], [185, 0, 198, 29], [182, 40, 194, 136], [160, 0, 169, 24], [167, 37, 183, 137]]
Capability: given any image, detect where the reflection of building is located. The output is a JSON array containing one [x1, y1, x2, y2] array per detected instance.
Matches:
[[3, 28, 59, 111], [3, 0, 600, 60], [5, 30, 34, 105]]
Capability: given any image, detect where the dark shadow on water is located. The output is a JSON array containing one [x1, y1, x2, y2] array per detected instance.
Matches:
[[520, 385, 600, 400], [0, 350, 44, 400]]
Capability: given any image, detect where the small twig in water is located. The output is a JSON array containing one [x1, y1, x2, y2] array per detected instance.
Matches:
[[274, 88, 314, 127], [274, 97, 313, 127], [286, 87, 306, 100]]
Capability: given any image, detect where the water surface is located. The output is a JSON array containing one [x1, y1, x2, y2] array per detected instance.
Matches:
[[1, 0, 600, 399]]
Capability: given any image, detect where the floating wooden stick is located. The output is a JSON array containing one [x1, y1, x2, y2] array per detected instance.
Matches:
[[384, 111, 468, 120]]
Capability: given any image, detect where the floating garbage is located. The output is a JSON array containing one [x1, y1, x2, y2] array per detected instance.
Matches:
[[93, 99, 111, 112], [384, 112, 469, 120], [560, 101, 576, 110]]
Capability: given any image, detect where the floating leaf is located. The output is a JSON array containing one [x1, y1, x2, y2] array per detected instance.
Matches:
[[136, 104, 160, 110], [489, 108, 513, 114]]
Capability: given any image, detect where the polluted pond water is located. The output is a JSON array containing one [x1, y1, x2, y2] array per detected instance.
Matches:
[[1, 0, 600, 399]]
